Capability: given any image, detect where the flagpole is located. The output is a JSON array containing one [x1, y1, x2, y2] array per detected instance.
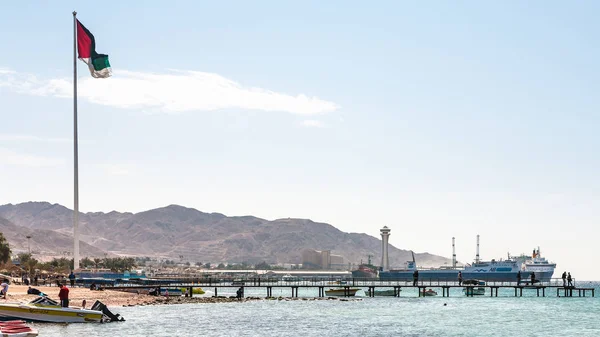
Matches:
[[73, 11, 80, 271]]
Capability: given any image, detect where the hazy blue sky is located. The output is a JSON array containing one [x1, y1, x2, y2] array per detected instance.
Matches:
[[1, 1, 599, 279]]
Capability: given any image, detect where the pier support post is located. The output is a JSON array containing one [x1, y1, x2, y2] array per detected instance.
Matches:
[[214, 287, 218, 297], [537, 288, 540, 297], [520, 287, 523, 297]]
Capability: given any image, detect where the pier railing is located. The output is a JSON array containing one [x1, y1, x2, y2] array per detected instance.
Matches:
[[100, 276, 575, 288]]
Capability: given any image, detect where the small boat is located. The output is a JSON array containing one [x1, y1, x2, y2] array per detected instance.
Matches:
[[463, 280, 486, 296], [232, 279, 245, 286], [281, 274, 300, 282], [324, 288, 360, 297], [0, 297, 123, 323], [180, 287, 205, 295], [421, 289, 437, 297], [327, 280, 347, 285], [366, 289, 399, 296]]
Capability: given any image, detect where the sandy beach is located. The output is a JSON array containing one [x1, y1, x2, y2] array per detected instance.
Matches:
[[3, 285, 353, 308], [3, 284, 248, 308]]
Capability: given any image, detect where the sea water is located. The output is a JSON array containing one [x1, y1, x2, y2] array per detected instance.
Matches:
[[34, 282, 600, 337]]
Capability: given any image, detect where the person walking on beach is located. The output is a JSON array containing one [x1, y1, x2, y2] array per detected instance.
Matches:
[[0, 279, 9, 299], [58, 283, 69, 308], [567, 272, 573, 287], [68, 271, 75, 287], [562, 272, 567, 287], [457, 271, 463, 286], [517, 271, 521, 286], [413, 270, 419, 286]]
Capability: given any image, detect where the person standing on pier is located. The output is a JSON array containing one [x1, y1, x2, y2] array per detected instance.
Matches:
[[562, 272, 567, 287], [567, 272, 573, 287], [530, 272, 536, 285], [458, 271, 463, 286], [413, 270, 419, 286], [517, 271, 521, 286]]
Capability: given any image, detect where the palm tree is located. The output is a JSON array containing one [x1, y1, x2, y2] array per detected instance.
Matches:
[[0, 233, 11, 264], [25, 258, 38, 276]]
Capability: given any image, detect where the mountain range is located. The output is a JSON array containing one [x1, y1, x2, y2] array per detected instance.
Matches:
[[0, 201, 451, 268]]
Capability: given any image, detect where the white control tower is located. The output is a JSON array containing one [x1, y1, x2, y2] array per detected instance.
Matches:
[[380, 226, 391, 271]]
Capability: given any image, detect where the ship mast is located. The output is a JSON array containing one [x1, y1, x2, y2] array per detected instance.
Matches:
[[475, 234, 480, 263], [452, 237, 456, 268]]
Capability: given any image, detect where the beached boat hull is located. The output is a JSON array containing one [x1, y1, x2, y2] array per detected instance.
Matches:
[[0, 303, 104, 323]]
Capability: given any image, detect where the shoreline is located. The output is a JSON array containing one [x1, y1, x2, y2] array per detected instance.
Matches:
[[4, 285, 359, 308]]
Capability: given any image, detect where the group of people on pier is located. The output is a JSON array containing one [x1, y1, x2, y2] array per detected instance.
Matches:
[[561, 271, 573, 287]]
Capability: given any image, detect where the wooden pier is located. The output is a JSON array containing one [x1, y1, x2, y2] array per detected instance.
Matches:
[[106, 278, 595, 298]]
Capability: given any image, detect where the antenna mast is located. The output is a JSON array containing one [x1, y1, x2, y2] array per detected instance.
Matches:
[[452, 237, 456, 268], [475, 234, 480, 263]]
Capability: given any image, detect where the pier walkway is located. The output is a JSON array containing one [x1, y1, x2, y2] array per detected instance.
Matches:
[[106, 277, 595, 298]]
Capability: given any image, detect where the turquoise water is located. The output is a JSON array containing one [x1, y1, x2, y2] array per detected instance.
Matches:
[[34, 283, 600, 337]]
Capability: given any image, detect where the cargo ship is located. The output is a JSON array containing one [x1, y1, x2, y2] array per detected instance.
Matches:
[[379, 237, 555, 283], [351, 255, 378, 278]]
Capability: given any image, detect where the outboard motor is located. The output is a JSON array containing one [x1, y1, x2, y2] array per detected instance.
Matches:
[[91, 300, 125, 322]]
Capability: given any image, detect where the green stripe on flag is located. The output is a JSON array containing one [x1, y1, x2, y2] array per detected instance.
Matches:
[[92, 55, 111, 71]]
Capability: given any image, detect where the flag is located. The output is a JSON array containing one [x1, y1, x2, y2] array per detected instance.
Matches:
[[76, 20, 111, 78]]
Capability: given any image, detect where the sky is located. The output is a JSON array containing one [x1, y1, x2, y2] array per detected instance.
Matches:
[[1, 1, 599, 279]]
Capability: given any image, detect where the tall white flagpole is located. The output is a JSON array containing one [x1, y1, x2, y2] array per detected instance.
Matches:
[[73, 11, 80, 271]]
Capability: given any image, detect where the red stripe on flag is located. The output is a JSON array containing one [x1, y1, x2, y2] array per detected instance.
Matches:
[[76, 20, 92, 59]]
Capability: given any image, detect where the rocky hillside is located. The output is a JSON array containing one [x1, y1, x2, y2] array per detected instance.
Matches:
[[0, 202, 450, 267]]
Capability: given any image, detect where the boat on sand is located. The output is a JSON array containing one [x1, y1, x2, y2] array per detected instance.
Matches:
[[0, 297, 123, 323]]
